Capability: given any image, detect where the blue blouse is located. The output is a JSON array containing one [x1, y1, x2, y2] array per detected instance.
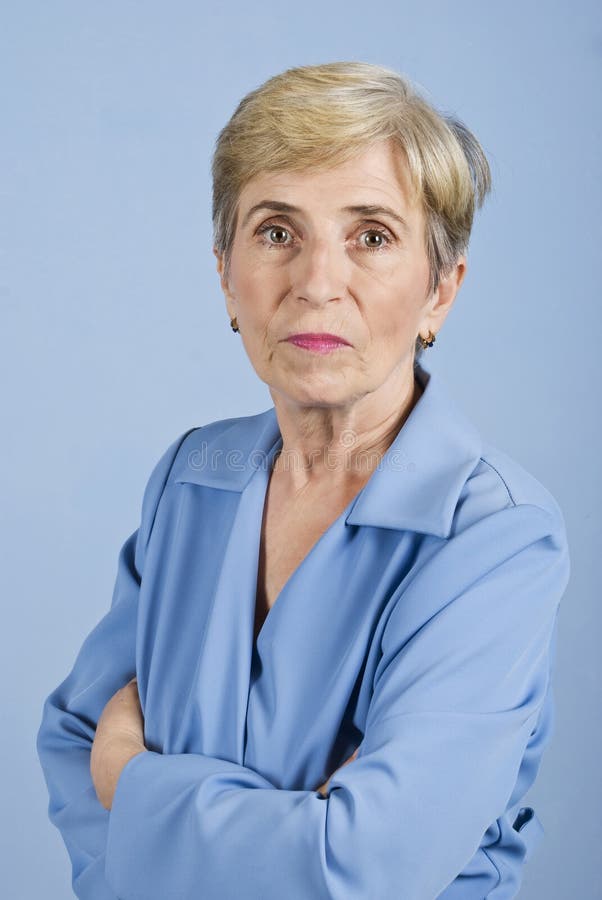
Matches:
[[36, 362, 571, 899]]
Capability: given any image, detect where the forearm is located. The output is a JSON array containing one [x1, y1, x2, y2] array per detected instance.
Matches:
[[91, 737, 148, 811]]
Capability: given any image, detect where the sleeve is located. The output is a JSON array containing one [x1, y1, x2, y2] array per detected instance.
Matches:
[[35, 428, 194, 900], [102, 501, 571, 900]]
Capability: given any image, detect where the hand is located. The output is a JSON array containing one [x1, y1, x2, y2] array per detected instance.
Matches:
[[316, 747, 359, 797], [90, 677, 148, 810]]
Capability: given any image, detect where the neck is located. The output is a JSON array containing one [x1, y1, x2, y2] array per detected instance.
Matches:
[[269, 369, 423, 493]]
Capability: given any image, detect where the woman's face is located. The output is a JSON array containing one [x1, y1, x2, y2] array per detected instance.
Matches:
[[215, 139, 465, 409]]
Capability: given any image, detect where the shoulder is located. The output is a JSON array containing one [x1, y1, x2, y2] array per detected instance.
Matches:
[[451, 437, 568, 543], [144, 408, 278, 496], [381, 439, 571, 656], [409, 423, 571, 614], [134, 415, 263, 561]]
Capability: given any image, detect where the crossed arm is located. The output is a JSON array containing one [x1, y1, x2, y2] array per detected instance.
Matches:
[[37, 426, 570, 899], [90, 679, 357, 810]]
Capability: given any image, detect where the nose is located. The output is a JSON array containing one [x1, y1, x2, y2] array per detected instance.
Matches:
[[290, 235, 348, 307]]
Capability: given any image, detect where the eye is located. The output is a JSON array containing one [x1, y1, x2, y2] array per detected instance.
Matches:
[[255, 221, 394, 253], [256, 222, 294, 249], [360, 227, 393, 253]]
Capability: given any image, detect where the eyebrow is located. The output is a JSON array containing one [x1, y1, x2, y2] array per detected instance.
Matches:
[[240, 200, 411, 235]]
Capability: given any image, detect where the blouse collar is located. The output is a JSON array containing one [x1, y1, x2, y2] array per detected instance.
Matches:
[[171, 363, 483, 539]]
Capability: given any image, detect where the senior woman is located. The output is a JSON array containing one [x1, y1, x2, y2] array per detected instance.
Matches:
[[37, 61, 570, 900]]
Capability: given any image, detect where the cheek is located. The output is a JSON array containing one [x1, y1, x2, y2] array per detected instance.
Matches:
[[230, 254, 283, 314], [228, 241, 262, 293], [370, 287, 420, 336]]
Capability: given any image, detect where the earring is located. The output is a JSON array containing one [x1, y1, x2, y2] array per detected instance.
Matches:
[[419, 330, 436, 349], [230, 316, 239, 333]]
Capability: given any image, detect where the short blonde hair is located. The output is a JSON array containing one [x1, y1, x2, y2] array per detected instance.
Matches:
[[211, 60, 492, 366]]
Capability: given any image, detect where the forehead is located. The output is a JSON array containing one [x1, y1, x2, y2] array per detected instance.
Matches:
[[238, 140, 419, 219]]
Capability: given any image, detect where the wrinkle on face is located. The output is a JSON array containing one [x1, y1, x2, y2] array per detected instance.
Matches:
[[214, 139, 461, 482]]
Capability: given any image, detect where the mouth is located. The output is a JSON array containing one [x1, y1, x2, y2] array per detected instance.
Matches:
[[284, 332, 352, 354]]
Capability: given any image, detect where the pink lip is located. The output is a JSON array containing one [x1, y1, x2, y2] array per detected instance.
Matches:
[[285, 333, 351, 354]]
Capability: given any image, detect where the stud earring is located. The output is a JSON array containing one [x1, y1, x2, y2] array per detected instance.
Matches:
[[419, 330, 436, 349]]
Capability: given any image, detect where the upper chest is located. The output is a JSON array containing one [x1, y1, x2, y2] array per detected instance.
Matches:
[[253, 470, 367, 640]]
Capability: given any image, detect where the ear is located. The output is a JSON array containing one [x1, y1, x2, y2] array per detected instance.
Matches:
[[213, 246, 225, 279], [420, 255, 467, 335], [213, 247, 237, 318]]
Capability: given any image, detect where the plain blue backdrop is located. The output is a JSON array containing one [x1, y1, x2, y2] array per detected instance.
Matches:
[[2, 2, 599, 897]]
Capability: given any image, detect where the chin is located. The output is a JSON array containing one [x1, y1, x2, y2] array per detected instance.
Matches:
[[276, 381, 358, 408]]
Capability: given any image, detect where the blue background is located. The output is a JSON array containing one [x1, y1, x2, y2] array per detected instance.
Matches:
[[2, 2, 599, 897]]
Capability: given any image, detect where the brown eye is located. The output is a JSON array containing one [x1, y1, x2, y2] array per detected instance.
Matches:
[[361, 229, 391, 252], [269, 227, 289, 244]]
